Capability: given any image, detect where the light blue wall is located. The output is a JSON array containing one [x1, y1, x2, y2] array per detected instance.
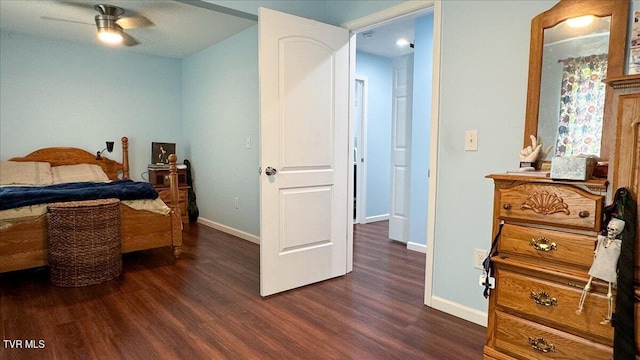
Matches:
[[408, 13, 434, 246], [182, 26, 260, 237], [0, 31, 183, 178], [325, 0, 406, 25], [434, 0, 554, 313], [203, 0, 407, 26], [355, 51, 393, 219], [203, 0, 330, 23]]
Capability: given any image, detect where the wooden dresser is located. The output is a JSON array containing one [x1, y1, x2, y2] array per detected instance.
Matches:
[[605, 74, 640, 282], [605, 74, 640, 360], [483, 174, 614, 359], [484, 75, 640, 359]]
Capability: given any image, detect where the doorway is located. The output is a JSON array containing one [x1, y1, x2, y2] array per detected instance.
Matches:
[[353, 75, 368, 224], [350, 11, 431, 244]]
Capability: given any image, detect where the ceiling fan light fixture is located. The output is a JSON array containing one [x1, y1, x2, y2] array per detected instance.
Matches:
[[97, 27, 123, 44], [95, 6, 124, 45]]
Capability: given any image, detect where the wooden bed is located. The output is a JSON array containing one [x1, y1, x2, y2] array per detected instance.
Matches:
[[0, 137, 182, 273]]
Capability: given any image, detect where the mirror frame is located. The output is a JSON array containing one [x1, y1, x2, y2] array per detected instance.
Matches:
[[523, 0, 629, 161]]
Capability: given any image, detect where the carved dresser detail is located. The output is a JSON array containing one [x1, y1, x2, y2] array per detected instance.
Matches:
[[484, 174, 613, 359]]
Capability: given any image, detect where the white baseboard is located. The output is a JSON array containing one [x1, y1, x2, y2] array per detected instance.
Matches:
[[197, 217, 260, 245], [407, 241, 426, 253], [430, 296, 487, 327], [364, 214, 390, 223]]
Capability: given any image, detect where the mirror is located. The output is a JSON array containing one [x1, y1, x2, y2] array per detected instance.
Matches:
[[523, 0, 629, 161]]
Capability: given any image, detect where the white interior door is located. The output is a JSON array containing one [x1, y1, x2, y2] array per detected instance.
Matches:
[[354, 76, 368, 224], [259, 7, 350, 297], [388, 54, 413, 243]]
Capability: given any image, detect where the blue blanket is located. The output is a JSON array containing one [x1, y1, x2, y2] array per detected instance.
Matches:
[[0, 180, 158, 211]]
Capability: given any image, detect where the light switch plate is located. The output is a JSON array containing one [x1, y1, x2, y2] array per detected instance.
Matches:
[[465, 130, 478, 151]]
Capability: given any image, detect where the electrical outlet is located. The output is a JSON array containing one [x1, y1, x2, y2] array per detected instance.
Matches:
[[234, 197, 239, 209], [479, 275, 495, 288], [473, 248, 487, 270]]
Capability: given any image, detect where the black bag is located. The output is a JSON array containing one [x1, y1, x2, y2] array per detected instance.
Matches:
[[605, 188, 637, 360], [482, 220, 505, 299], [184, 159, 199, 223]]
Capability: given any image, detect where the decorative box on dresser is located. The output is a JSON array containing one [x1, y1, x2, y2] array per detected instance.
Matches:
[[604, 74, 640, 359], [148, 167, 190, 226], [483, 174, 614, 359]]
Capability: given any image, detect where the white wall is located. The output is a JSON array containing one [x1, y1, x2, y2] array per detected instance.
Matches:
[[0, 31, 183, 178]]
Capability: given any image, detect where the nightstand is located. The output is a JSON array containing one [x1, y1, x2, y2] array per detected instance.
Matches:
[[148, 168, 189, 225]]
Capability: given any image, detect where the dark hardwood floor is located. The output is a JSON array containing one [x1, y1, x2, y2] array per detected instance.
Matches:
[[1, 221, 485, 359]]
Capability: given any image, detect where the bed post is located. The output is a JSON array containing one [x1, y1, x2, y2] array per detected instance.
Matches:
[[121, 137, 130, 179], [168, 154, 183, 258]]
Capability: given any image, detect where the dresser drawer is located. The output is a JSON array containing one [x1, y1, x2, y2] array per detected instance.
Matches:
[[498, 183, 602, 231], [495, 267, 613, 343], [495, 311, 612, 359], [499, 224, 595, 269]]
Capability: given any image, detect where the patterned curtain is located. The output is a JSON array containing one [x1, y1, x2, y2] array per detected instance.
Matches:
[[555, 54, 607, 157]]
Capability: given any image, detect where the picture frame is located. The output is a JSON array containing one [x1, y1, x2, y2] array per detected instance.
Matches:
[[151, 142, 176, 165]]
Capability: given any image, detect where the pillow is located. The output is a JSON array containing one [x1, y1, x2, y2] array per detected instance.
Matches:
[[0, 161, 54, 185], [51, 164, 110, 184]]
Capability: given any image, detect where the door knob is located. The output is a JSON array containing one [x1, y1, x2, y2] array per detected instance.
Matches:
[[265, 167, 277, 176]]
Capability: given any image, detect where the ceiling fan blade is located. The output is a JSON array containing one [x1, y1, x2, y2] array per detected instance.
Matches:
[[116, 16, 154, 29], [40, 16, 93, 26], [55, 0, 96, 11], [123, 32, 140, 47]]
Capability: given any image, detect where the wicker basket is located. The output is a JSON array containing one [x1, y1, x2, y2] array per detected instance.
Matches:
[[47, 198, 122, 287]]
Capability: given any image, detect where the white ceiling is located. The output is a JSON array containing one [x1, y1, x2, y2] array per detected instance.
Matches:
[[0, 0, 257, 59], [1, 0, 421, 60], [356, 14, 418, 59]]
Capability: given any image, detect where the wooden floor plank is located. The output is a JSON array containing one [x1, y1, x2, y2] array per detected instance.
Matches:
[[1, 221, 485, 359]]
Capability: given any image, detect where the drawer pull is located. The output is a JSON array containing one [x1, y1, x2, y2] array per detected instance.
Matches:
[[530, 237, 557, 252], [503, 204, 511, 210], [579, 210, 589, 218], [530, 291, 558, 306], [528, 337, 555, 353]]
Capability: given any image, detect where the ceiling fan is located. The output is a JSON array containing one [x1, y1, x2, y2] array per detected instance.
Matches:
[[41, 3, 154, 47]]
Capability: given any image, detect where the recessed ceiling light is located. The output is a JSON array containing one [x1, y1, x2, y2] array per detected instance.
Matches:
[[396, 38, 410, 47]]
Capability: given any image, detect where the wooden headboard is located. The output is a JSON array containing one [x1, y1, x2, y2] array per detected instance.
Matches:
[[9, 137, 130, 180]]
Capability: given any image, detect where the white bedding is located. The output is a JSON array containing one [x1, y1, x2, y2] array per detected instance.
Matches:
[[0, 198, 171, 230], [0, 160, 171, 230]]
